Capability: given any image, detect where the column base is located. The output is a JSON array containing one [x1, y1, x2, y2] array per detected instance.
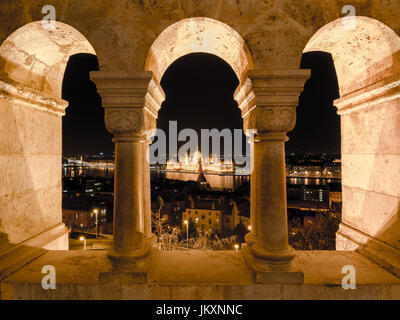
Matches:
[[145, 233, 158, 247], [244, 232, 257, 246], [242, 244, 304, 284], [107, 241, 154, 272], [101, 247, 160, 288]]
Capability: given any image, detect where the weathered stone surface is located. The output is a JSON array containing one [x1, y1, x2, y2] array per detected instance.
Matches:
[[341, 185, 399, 250], [2, 250, 400, 300], [0, 0, 399, 298], [0, 0, 399, 74], [341, 98, 400, 155], [342, 153, 400, 198]]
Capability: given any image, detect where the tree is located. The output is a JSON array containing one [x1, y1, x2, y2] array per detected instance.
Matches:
[[232, 222, 249, 244]]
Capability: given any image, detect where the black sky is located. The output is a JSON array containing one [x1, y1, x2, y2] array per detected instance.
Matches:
[[62, 52, 340, 156]]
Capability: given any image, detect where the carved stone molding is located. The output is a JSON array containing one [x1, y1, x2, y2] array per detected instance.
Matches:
[[91, 71, 165, 115], [0, 80, 68, 116], [243, 106, 296, 133], [105, 108, 156, 137], [335, 76, 400, 115], [235, 69, 310, 117], [105, 108, 142, 135]]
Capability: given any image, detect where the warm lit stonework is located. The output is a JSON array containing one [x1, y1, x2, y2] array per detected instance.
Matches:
[[0, 0, 400, 299]]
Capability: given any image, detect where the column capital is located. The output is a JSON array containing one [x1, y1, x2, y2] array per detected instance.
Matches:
[[91, 71, 163, 137], [91, 71, 165, 113], [243, 106, 297, 135], [105, 107, 156, 138], [235, 68, 310, 135]]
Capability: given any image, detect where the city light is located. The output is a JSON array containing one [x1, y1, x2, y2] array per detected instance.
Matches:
[[79, 236, 86, 250], [166, 151, 235, 174], [93, 208, 99, 238], [234, 244, 239, 251], [247, 225, 252, 231]]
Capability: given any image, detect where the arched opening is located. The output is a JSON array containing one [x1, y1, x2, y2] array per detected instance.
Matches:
[[61, 53, 115, 239], [286, 51, 341, 250], [143, 17, 254, 249], [0, 21, 97, 277], [151, 52, 251, 244], [145, 17, 253, 86], [302, 16, 400, 275], [304, 16, 400, 97]]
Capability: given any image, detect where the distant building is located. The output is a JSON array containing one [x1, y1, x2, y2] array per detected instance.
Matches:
[[182, 195, 223, 233], [182, 194, 249, 234], [62, 197, 107, 231], [328, 183, 342, 213]]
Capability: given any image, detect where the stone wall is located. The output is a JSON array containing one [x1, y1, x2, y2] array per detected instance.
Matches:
[[0, 0, 399, 73], [0, 0, 399, 280]]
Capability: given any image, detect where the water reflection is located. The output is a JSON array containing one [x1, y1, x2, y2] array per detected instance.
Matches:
[[63, 167, 114, 179], [63, 167, 340, 189]]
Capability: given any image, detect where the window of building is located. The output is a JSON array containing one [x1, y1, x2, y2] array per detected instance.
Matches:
[[209, 219, 212, 225], [202, 215, 205, 219]]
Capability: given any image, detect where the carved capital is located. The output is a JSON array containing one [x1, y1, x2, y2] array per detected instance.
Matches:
[[91, 71, 165, 116], [243, 106, 296, 133], [235, 69, 310, 117], [105, 107, 156, 137]]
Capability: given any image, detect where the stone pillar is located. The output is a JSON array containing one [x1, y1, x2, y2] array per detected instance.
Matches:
[[245, 133, 257, 246], [142, 136, 156, 245], [236, 69, 310, 283], [91, 71, 164, 278], [110, 128, 147, 263], [335, 76, 400, 277]]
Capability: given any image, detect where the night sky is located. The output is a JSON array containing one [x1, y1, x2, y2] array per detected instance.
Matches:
[[62, 52, 340, 157]]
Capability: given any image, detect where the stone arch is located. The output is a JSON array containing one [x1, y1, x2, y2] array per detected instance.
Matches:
[[91, 16, 310, 276], [145, 17, 253, 89], [0, 21, 96, 101], [0, 21, 98, 277], [303, 16, 400, 98], [303, 16, 400, 275]]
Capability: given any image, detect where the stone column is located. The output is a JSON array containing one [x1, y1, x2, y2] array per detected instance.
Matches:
[[91, 71, 164, 276], [111, 127, 147, 261], [237, 69, 310, 283], [142, 136, 157, 245], [245, 133, 257, 246]]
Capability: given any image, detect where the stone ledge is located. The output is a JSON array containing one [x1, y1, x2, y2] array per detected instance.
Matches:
[[242, 245, 304, 284], [1, 249, 400, 299], [0, 223, 68, 281], [336, 223, 400, 278]]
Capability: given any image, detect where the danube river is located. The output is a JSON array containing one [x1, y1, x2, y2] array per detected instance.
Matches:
[[63, 166, 340, 190]]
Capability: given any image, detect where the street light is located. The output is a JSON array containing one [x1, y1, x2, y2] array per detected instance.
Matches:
[[247, 225, 252, 231], [234, 244, 239, 251], [184, 220, 189, 249], [93, 209, 99, 238], [79, 236, 86, 250]]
